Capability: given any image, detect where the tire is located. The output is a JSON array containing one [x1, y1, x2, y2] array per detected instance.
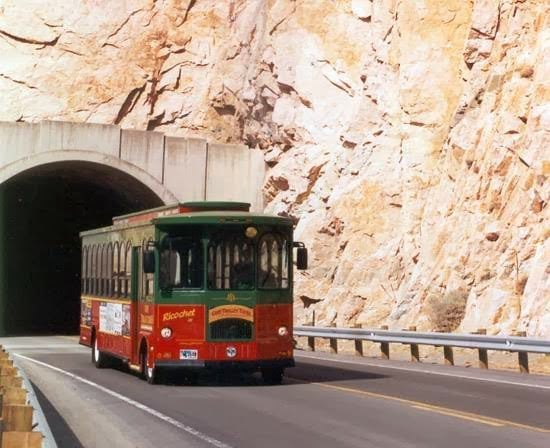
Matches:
[[92, 334, 107, 368], [141, 348, 156, 385], [261, 367, 283, 385]]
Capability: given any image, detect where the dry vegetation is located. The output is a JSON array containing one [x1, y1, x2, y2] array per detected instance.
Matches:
[[427, 289, 469, 332]]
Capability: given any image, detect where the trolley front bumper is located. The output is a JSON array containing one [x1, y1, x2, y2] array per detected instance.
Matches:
[[154, 358, 295, 371]]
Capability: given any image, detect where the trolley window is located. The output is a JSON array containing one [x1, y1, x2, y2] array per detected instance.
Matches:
[[208, 232, 255, 290], [160, 237, 203, 290], [258, 233, 290, 289]]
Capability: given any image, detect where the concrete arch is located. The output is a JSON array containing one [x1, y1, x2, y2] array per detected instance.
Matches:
[[0, 120, 266, 210], [0, 149, 176, 336], [0, 120, 267, 336], [0, 149, 178, 205]]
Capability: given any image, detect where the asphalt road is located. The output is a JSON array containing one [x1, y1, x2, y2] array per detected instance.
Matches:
[[2, 336, 549, 448]]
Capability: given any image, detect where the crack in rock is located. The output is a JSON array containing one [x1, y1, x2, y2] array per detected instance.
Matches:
[[0, 73, 40, 91], [114, 84, 146, 124], [0, 28, 59, 46], [104, 8, 143, 45]]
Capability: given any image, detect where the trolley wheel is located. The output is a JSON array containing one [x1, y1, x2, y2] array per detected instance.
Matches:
[[261, 367, 284, 385], [92, 335, 107, 368], [141, 349, 156, 385]]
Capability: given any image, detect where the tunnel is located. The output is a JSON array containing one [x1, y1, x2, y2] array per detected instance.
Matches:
[[0, 161, 164, 336]]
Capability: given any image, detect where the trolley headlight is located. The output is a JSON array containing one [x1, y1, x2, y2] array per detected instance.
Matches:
[[160, 327, 172, 339], [278, 326, 289, 337]]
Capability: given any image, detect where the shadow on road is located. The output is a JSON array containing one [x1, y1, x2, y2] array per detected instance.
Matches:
[[103, 354, 388, 388], [153, 361, 386, 388], [31, 380, 84, 448], [288, 359, 388, 384]]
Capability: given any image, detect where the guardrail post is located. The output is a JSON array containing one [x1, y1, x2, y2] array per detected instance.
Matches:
[[408, 326, 420, 362], [0, 364, 23, 389], [2, 432, 44, 448], [3, 388, 27, 405], [474, 328, 489, 369], [329, 323, 338, 354], [380, 325, 390, 359], [354, 324, 363, 356], [306, 310, 315, 352], [0, 359, 13, 368], [0, 347, 55, 448], [443, 346, 454, 366], [518, 351, 529, 373], [514, 331, 529, 374], [2, 404, 34, 432]]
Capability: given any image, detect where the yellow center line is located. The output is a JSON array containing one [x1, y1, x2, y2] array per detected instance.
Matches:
[[287, 378, 550, 434], [411, 405, 503, 427]]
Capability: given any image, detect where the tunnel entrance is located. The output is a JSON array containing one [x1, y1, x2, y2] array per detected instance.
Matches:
[[0, 161, 164, 336]]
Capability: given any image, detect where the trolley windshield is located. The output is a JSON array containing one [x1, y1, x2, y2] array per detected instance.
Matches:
[[159, 225, 291, 291]]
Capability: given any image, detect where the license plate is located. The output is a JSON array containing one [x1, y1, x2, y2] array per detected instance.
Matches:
[[180, 349, 198, 360]]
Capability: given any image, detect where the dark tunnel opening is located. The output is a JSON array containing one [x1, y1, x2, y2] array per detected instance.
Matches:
[[0, 161, 164, 336]]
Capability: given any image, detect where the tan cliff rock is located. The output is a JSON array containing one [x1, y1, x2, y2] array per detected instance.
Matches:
[[1, 0, 548, 336]]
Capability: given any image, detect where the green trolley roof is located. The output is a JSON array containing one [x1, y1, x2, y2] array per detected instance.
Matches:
[[81, 202, 292, 237]]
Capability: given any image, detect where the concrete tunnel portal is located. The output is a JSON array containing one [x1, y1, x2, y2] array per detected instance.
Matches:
[[0, 161, 164, 336]]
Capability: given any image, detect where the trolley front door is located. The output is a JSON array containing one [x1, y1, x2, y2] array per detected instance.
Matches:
[[135, 245, 155, 364]]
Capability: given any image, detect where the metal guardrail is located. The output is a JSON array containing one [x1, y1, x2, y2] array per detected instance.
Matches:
[[0, 348, 55, 448], [13, 357, 58, 448], [294, 325, 550, 373], [294, 326, 550, 353]]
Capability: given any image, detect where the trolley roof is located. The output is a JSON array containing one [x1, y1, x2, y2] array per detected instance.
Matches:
[[112, 202, 251, 225], [80, 202, 292, 237], [153, 211, 293, 226]]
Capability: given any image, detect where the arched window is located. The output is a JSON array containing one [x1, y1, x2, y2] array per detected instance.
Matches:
[[106, 243, 113, 297], [96, 244, 103, 297], [87, 246, 92, 295], [143, 239, 154, 296], [100, 244, 106, 296], [217, 244, 224, 288], [113, 242, 120, 297], [91, 244, 99, 296], [89, 245, 95, 296], [81, 246, 88, 294], [207, 233, 254, 290], [257, 233, 289, 289], [120, 241, 127, 297], [124, 241, 133, 297]]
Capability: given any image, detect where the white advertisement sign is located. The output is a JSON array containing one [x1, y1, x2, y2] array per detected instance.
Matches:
[[99, 302, 123, 335]]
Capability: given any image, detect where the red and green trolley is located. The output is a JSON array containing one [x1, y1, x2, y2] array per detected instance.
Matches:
[[79, 202, 307, 384]]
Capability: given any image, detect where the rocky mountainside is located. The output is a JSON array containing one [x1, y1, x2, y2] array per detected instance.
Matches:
[[1, 0, 548, 335]]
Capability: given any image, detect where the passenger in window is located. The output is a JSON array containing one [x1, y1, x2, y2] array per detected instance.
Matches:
[[231, 261, 254, 289]]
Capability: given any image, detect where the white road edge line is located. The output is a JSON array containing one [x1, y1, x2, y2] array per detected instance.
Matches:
[[295, 352, 550, 390], [14, 354, 234, 448]]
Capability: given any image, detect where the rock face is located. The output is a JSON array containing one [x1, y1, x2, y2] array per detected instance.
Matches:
[[1, 0, 548, 336]]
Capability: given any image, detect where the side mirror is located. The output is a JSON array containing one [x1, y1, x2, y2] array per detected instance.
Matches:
[[294, 242, 308, 270], [143, 250, 155, 274]]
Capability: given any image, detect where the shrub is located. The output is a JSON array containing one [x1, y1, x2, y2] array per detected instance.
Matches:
[[427, 289, 468, 332]]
